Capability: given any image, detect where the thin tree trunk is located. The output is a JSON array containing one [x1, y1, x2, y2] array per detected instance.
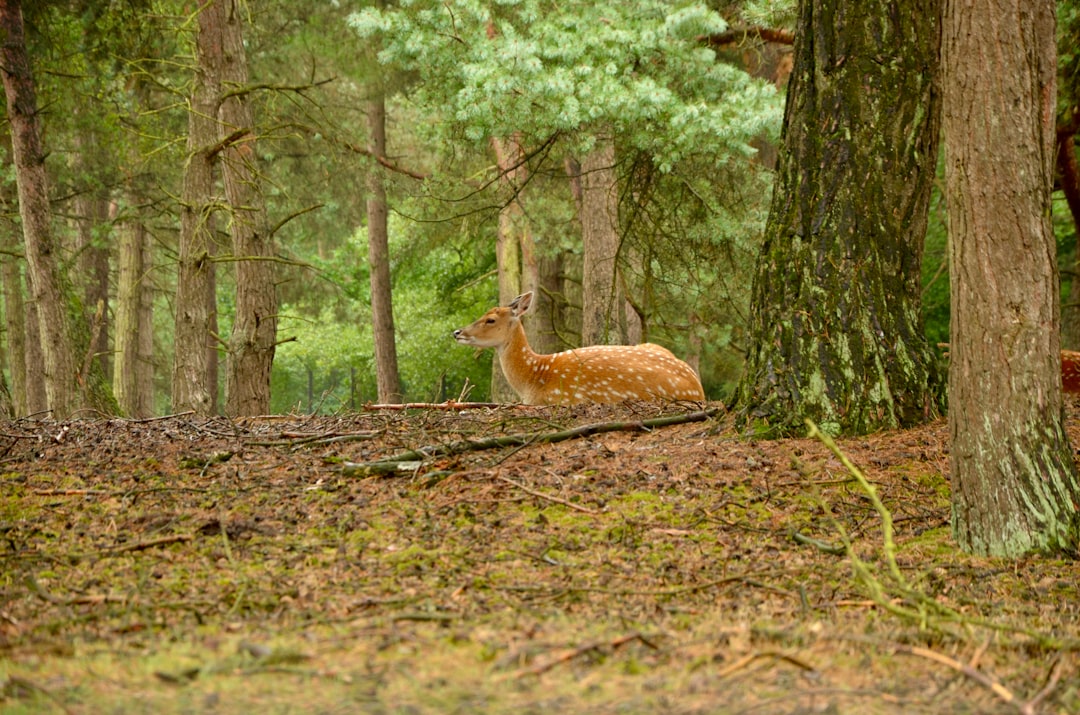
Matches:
[[0, 138, 27, 416], [0, 235, 27, 416], [73, 192, 111, 381], [172, 0, 222, 415], [366, 91, 402, 403], [0, 0, 80, 417], [490, 133, 539, 400], [943, 0, 1080, 556], [737, 0, 944, 436], [114, 201, 154, 417], [220, 0, 276, 417], [22, 282, 46, 414]]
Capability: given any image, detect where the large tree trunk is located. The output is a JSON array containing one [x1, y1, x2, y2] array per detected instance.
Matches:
[[737, 0, 944, 436], [172, 0, 222, 416], [943, 0, 1080, 556], [579, 134, 624, 346], [0, 0, 81, 418], [217, 0, 276, 416], [366, 92, 402, 403]]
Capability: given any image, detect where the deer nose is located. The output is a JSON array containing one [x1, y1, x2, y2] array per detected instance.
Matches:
[[452, 329, 462, 338]]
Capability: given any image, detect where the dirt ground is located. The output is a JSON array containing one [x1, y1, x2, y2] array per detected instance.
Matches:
[[1, 401, 1078, 714]]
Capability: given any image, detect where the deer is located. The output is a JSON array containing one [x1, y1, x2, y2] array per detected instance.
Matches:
[[453, 292, 706, 405]]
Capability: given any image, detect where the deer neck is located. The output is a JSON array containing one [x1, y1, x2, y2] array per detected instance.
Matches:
[[497, 321, 548, 401]]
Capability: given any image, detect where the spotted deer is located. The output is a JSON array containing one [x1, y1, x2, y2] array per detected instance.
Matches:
[[1063, 350, 1080, 393], [454, 292, 705, 405]]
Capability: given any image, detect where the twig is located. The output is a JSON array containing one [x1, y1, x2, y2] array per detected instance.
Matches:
[[509, 632, 647, 679], [896, 644, 1026, 714], [496, 475, 598, 515], [1022, 655, 1067, 714], [127, 410, 196, 423], [715, 650, 817, 679], [2, 675, 76, 715], [106, 534, 194, 554]]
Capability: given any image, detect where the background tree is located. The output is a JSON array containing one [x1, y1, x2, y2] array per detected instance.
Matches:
[[0, 0, 81, 417], [219, 0, 277, 417], [366, 87, 402, 403], [943, 0, 1080, 556], [172, 0, 223, 416], [736, 0, 944, 436]]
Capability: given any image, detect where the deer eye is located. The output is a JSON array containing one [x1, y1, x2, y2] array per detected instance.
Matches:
[[485, 318, 496, 324]]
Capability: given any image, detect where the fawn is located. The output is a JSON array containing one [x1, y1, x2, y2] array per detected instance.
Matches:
[[454, 292, 705, 405]]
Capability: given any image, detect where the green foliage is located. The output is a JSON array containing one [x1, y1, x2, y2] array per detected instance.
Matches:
[[350, 1, 781, 169], [270, 221, 497, 412]]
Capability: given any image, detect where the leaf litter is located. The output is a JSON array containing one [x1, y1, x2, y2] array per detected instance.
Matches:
[[0, 402, 1078, 714]]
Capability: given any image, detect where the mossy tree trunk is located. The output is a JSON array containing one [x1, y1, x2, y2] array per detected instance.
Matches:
[[737, 0, 944, 436], [0, 0, 81, 418], [172, 0, 222, 416], [220, 0, 277, 417], [943, 0, 1080, 556]]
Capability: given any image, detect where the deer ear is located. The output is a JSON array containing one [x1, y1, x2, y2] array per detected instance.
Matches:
[[509, 292, 534, 317]]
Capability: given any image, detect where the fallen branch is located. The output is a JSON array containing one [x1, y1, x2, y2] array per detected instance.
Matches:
[[362, 400, 502, 411], [341, 408, 721, 476]]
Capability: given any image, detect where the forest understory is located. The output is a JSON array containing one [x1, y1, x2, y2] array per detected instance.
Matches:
[[1, 401, 1078, 714]]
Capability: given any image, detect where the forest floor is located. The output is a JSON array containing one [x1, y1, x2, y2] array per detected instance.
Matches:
[[0, 401, 1078, 714]]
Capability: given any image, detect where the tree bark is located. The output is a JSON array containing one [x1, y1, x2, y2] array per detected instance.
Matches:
[[0, 0, 81, 417], [0, 139, 28, 416], [943, 0, 1080, 556], [73, 192, 111, 382], [579, 134, 623, 346], [21, 279, 46, 414], [172, 0, 222, 416], [114, 199, 154, 417], [737, 0, 944, 436], [219, 0, 277, 416], [366, 91, 402, 403]]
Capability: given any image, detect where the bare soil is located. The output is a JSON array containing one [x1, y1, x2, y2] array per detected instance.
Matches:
[[1, 402, 1078, 714]]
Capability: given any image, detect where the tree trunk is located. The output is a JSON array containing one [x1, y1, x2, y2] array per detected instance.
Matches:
[[737, 0, 944, 436], [219, 0, 277, 417], [114, 201, 154, 417], [22, 281, 46, 414], [490, 133, 539, 400], [579, 134, 623, 346], [366, 91, 402, 403], [0, 0, 80, 418], [0, 139, 28, 416], [73, 193, 111, 382], [1, 240, 27, 416], [172, 0, 222, 416], [943, 0, 1080, 556]]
